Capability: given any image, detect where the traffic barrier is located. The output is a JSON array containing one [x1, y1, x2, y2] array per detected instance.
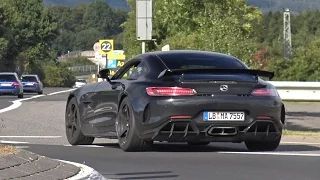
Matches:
[[268, 81, 320, 101]]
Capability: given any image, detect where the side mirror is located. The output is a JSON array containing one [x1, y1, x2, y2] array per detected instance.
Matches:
[[98, 69, 110, 79], [98, 69, 113, 83]]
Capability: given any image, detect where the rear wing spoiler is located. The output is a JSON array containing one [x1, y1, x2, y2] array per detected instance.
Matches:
[[157, 68, 274, 80]]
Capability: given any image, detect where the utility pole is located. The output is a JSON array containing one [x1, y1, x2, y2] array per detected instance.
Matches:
[[283, 8, 292, 60]]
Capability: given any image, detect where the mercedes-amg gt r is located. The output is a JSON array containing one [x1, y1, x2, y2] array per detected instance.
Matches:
[[65, 50, 285, 152]]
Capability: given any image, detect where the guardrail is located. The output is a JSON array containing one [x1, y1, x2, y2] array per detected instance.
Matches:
[[268, 81, 320, 101], [68, 65, 98, 73]]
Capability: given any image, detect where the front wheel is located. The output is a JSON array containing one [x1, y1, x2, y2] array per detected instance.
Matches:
[[65, 97, 94, 145], [116, 97, 152, 152], [245, 137, 281, 151]]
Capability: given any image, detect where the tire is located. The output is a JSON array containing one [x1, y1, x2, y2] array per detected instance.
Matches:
[[187, 142, 210, 146], [17, 93, 23, 98], [38, 90, 43, 94], [245, 136, 281, 151], [116, 97, 152, 152], [65, 97, 94, 145]]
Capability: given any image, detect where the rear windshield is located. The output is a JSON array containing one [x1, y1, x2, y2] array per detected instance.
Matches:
[[22, 76, 37, 81], [0, 74, 17, 82], [158, 54, 246, 69]]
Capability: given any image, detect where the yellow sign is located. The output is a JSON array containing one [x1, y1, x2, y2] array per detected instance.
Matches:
[[117, 61, 124, 67], [99, 39, 114, 55], [107, 54, 126, 60]]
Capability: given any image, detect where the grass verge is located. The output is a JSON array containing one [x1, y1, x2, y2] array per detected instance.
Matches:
[[0, 144, 19, 157], [283, 129, 320, 136]]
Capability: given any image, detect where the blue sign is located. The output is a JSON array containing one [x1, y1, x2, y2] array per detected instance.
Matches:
[[107, 59, 117, 68]]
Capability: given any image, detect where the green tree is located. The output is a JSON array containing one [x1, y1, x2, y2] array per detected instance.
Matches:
[[123, 0, 262, 65]]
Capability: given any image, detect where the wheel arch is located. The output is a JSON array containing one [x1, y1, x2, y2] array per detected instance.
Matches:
[[118, 92, 128, 112], [281, 103, 286, 125]]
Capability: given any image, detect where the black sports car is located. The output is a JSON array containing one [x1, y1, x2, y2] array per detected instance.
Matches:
[[65, 50, 285, 152]]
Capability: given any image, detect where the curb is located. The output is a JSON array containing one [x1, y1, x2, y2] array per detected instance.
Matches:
[[58, 159, 107, 180]]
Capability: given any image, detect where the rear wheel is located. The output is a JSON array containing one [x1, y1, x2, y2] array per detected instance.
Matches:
[[116, 97, 152, 152], [38, 90, 43, 94], [245, 136, 281, 151], [65, 97, 94, 145], [17, 93, 23, 98], [187, 142, 210, 146]]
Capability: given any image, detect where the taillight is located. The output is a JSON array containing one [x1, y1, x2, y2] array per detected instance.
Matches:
[[252, 87, 278, 97], [146, 87, 197, 96], [34, 82, 38, 85], [12, 82, 20, 86]]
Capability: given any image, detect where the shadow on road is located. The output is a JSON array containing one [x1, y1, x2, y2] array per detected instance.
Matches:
[[284, 121, 320, 132], [286, 111, 320, 118], [94, 142, 320, 153], [102, 171, 179, 179]]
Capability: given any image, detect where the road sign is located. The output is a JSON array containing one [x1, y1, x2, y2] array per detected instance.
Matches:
[[99, 40, 114, 55], [136, 0, 152, 41], [93, 42, 100, 52]]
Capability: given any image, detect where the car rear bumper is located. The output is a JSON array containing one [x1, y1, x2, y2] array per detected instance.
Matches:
[[134, 96, 284, 143], [139, 119, 282, 143], [23, 86, 40, 92], [0, 88, 20, 94]]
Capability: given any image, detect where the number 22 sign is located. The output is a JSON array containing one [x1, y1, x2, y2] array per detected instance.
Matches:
[[99, 39, 114, 55]]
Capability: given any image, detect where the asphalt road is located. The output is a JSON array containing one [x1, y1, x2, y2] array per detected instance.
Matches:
[[0, 88, 319, 180]]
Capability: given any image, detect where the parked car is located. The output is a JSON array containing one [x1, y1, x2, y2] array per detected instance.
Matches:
[[74, 79, 87, 88], [21, 74, 43, 94], [0, 72, 24, 98]]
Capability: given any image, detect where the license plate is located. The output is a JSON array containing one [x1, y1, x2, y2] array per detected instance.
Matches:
[[26, 83, 33, 85], [203, 112, 245, 121], [0, 83, 12, 86]]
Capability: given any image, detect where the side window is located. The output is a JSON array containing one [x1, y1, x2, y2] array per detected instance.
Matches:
[[116, 63, 139, 80], [128, 61, 149, 80]]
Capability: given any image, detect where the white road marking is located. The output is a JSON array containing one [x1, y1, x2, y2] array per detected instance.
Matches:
[[0, 88, 75, 114], [0, 100, 21, 113], [15, 146, 29, 149], [0, 140, 29, 144], [47, 88, 76, 96], [0, 136, 61, 138], [281, 141, 320, 145], [58, 159, 107, 180], [218, 151, 320, 157]]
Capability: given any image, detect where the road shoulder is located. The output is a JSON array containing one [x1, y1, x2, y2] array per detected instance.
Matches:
[[0, 147, 105, 180]]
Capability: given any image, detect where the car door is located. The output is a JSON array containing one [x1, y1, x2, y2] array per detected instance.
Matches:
[[89, 59, 143, 136]]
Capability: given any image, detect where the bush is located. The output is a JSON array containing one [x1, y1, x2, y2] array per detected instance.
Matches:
[[43, 64, 76, 87]]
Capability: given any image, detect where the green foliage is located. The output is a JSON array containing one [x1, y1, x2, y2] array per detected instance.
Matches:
[[0, 0, 58, 74], [124, 0, 262, 65], [44, 0, 320, 13], [48, 1, 128, 54], [43, 63, 76, 87], [58, 57, 95, 68]]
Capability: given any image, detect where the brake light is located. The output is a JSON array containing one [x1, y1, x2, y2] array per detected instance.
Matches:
[[34, 82, 38, 85], [252, 87, 278, 97], [12, 82, 20, 86], [146, 87, 197, 96]]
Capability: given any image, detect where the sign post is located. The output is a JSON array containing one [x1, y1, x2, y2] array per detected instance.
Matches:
[[99, 39, 114, 76], [136, 0, 152, 54]]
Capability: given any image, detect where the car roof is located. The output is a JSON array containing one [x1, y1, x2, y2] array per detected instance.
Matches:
[[0, 72, 17, 75], [22, 74, 38, 76], [137, 50, 240, 60]]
